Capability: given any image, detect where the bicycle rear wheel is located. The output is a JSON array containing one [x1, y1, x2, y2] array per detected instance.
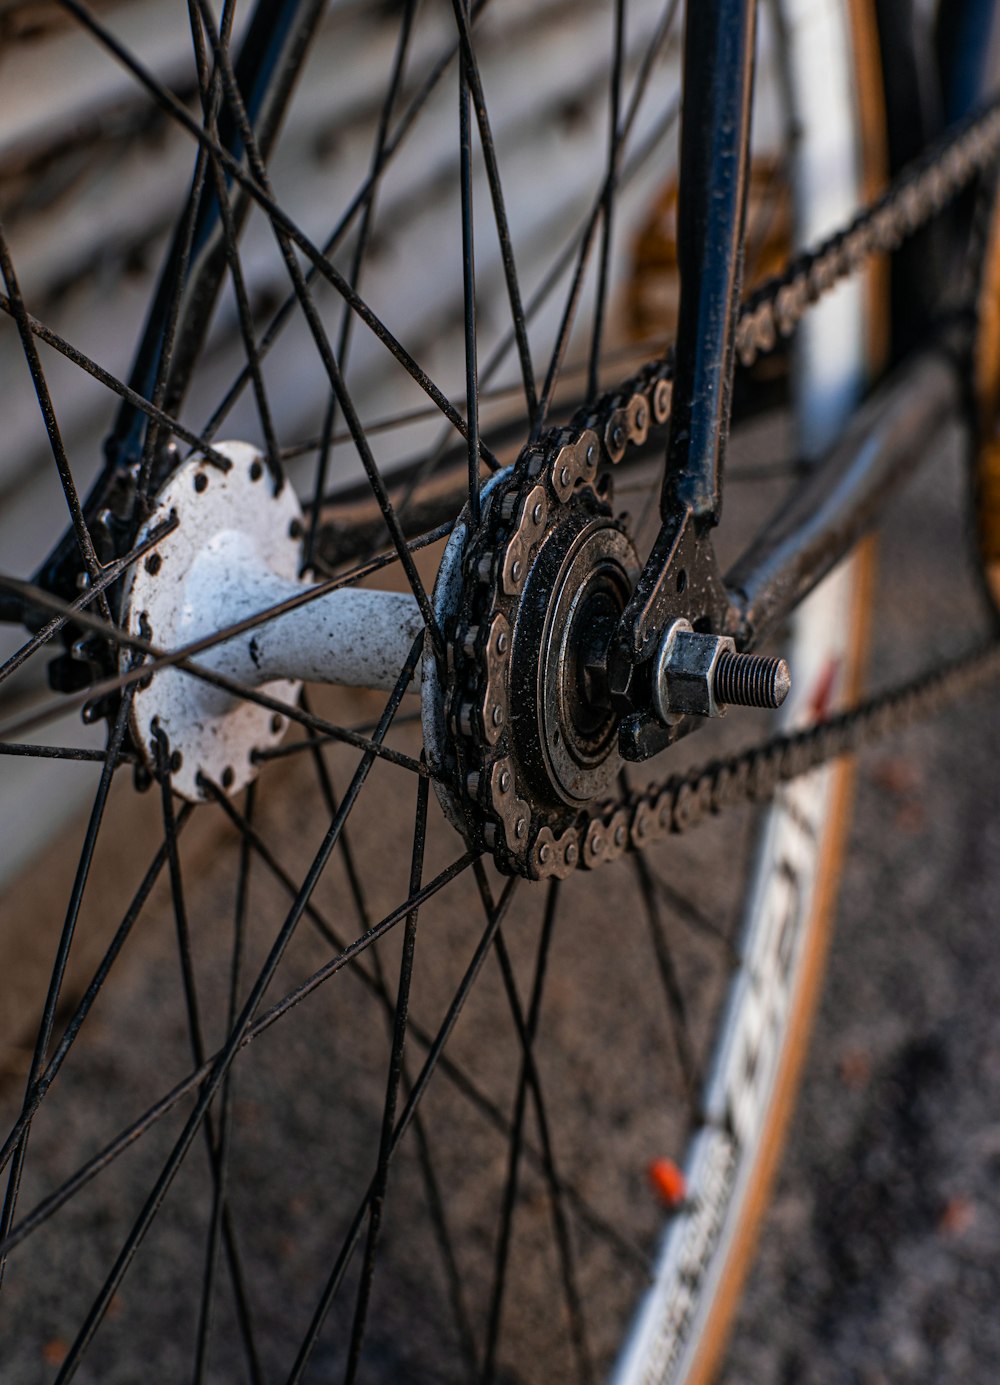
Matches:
[[0, 1, 882, 1380]]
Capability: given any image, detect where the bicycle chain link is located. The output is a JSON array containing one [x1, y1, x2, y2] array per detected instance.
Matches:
[[446, 98, 1000, 880]]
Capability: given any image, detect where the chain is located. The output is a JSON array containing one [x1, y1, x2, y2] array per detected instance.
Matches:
[[536, 639, 1000, 877], [447, 96, 1000, 880]]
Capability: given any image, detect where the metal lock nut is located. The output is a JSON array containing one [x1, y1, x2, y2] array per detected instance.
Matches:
[[653, 620, 735, 722]]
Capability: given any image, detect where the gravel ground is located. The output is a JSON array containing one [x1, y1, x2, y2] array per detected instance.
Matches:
[[722, 430, 1000, 1385]]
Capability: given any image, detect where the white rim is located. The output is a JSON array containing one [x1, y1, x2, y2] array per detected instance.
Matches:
[[614, 2, 869, 1379]]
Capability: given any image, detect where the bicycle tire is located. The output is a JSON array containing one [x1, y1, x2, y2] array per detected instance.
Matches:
[[0, 1, 882, 1380]]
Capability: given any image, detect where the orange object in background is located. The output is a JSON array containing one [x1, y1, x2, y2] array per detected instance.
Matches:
[[629, 158, 792, 346], [648, 1157, 687, 1209]]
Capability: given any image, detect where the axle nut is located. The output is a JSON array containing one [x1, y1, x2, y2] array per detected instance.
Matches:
[[653, 620, 733, 721], [653, 621, 791, 723]]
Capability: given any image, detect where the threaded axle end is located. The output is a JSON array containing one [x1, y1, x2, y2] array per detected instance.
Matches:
[[713, 651, 791, 709]]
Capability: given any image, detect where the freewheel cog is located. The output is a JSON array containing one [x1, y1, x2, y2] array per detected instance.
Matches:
[[511, 512, 638, 806], [427, 427, 640, 877]]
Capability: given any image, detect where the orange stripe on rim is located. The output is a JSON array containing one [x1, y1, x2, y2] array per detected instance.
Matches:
[[678, 3, 887, 1380]]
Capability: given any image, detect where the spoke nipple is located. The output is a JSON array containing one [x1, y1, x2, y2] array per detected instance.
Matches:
[[713, 651, 791, 710]]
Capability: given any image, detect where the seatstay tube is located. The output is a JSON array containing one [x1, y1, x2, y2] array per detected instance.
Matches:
[[662, 0, 757, 525], [612, 0, 757, 673]]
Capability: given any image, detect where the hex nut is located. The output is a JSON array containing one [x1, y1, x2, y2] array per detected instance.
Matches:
[[653, 621, 736, 721]]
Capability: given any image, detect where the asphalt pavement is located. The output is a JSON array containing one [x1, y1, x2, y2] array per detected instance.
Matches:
[[722, 426, 1000, 1385]]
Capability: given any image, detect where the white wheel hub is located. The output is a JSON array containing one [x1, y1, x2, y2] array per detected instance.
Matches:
[[121, 442, 423, 802]]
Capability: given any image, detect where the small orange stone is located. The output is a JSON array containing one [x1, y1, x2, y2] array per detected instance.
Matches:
[[648, 1157, 687, 1208], [938, 1196, 975, 1237], [837, 1048, 872, 1090], [42, 1340, 69, 1367]]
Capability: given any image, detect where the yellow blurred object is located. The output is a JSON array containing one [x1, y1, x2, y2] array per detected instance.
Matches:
[[973, 189, 1000, 608], [628, 156, 791, 345]]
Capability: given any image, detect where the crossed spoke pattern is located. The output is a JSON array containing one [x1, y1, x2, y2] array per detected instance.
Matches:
[[0, 0, 783, 1378]]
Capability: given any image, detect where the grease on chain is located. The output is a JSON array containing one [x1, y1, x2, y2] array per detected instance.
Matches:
[[449, 97, 1000, 880]]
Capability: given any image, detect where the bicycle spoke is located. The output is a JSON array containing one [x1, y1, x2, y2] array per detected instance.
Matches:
[[0, 847, 477, 1267], [253, 710, 425, 764], [646, 861, 741, 962], [0, 292, 231, 470], [631, 854, 697, 1105], [303, 0, 418, 572], [475, 867, 593, 1385], [411, 1107, 481, 1372], [156, 733, 208, 1067], [480, 879, 560, 1384], [285, 875, 519, 1384], [450, 0, 537, 433], [0, 686, 135, 1285], [153, 732, 263, 1385], [187, 0, 282, 487], [0, 743, 135, 764], [0, 812, 191, 1179], [0, 518, 177, 690], [533, 0, 683, 435], [343, 773, 429, 1383], [198, 779, 259, 1381], [0, 227, 107, 610], [588, 0, 627, 402], [45, 640, 424, 1378]]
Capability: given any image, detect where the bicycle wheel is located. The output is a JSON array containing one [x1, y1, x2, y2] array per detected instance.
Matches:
[[0, 1, 880, 1380]]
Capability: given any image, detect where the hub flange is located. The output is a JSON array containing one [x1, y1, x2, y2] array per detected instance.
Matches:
[[123, 443, 303, 800], [122, 442, 424, 801]]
